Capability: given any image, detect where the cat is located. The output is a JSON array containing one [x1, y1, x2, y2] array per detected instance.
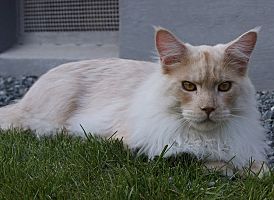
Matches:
[[0, 27, 270, 177]]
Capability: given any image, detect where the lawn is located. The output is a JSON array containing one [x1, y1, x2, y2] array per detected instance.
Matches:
[[0, 129, 273, 199]]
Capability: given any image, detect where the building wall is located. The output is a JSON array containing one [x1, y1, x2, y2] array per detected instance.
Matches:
[[119, 0, 274, 90], [0, 0, 17, 53]]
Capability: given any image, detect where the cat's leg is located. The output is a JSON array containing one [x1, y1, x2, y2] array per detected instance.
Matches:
[[66, 113, 128, 140], [204, 160, 270, 178], [203, 161, 235, 176], [66, 101, 128, 139], [239, 161, 270, 178]]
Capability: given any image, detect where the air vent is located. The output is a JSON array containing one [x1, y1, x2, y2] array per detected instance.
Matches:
[[23, 0, 119, 32]]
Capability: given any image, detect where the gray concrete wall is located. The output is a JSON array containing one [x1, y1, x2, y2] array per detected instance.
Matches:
[[0, 0, 17, 53], [119, 0, 274, 90]]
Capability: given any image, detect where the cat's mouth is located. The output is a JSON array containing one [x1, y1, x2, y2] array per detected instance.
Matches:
[[189, 118, 219, 131], [182, 110, 225, 131], [191, 116, 215, 124], [199, 118, 213, 123]]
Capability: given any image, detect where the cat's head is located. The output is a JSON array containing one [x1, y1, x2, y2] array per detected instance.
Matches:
[[155, 27, 259, 132]]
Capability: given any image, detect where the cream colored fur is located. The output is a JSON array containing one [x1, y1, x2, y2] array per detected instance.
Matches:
[[0, 28, 270, 176]]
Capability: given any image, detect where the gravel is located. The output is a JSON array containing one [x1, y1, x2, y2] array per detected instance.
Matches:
[[0, 76, 38, 106], [257, 91, 274, 165], [0, 75, 274, 165]]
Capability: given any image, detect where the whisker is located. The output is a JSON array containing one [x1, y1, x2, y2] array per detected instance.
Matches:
[[228, 114, 249, 120], [230, 107, 252, 112], [227, 118, 243, 130]]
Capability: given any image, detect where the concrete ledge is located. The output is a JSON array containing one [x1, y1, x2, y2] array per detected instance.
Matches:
[[0, 43, 119, 77], [0, 58, 75, 77], [0, 44, 118, 60]]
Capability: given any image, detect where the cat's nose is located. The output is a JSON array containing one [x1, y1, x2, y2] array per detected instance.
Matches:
[[201, 107, 215, 116]]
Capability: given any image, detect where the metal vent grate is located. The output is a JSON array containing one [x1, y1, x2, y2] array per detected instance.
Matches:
[[23, 0, 119, 32]]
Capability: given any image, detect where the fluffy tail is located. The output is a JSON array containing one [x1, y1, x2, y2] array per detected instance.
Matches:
[[0, 104, 21, 130]]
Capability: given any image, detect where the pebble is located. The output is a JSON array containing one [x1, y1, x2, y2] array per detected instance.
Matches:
[[168, 176, 174, 183], [266, 140, 274, 146], [208, 181, 216, 187]]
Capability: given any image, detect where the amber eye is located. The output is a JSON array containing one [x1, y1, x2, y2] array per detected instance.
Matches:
[[218, 81, 232, 92], [182, 81, 197, 91]]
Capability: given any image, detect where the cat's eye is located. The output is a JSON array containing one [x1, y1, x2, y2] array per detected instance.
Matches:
[[218, 81, 232, 92], [182, 81, 197, 91]]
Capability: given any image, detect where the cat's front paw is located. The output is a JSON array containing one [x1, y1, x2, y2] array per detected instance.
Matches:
[[203, 161, 235, 177], [241, 161, 270, 178]]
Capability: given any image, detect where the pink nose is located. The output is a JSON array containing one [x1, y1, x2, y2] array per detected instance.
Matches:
[[201, 107, 215, 116]]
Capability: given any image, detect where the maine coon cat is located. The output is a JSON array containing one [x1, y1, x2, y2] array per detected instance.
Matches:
[[0, 27, 270, 176]]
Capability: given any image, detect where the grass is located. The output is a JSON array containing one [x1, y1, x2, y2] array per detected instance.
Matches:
[[0, 129, 273, 199]]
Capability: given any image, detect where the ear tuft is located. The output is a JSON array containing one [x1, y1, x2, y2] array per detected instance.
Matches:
[[155, 28, 187, 66], [250, 26, 262, 33], [224, 27, 260, 76]]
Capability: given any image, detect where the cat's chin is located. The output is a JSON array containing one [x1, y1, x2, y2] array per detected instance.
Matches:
[[190, 119, 219, 132]]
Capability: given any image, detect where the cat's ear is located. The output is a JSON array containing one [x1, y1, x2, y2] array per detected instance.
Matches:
[[224, 27, 260, 76], [155, 27, 188, 67]]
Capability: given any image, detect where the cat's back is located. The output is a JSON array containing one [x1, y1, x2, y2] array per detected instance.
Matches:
[[49, 58, 157, 82], [48, 58, 158, 99], [20, 58, 157, 105]]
